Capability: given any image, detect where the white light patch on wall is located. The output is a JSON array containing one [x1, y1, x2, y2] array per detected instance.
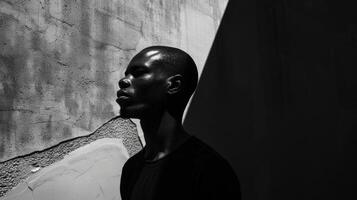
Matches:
[[181, 1, 229, 121], [1, 138, 129, 200]]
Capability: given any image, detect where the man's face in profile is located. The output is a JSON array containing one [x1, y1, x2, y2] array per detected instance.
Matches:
[[116, 50, 169, 119]]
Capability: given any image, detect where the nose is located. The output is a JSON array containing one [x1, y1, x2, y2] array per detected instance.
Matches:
[[118, 76, 131, 89]]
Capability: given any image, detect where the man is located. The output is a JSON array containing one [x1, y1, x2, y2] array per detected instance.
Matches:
[[117, 46, 241, 200]]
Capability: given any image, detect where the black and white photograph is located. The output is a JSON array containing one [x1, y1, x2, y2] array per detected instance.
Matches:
[[0, 1, 356, 200]]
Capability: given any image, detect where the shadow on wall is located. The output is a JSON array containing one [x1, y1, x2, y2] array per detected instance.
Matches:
[[184, 0, 357, 200]]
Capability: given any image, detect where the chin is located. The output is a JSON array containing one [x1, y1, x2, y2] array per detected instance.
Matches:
[[119, 103, 155, 120], [119, 107, 142, 119]]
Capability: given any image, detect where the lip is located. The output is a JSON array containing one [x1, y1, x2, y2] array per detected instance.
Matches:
[[116, 90, 131, 104], [117, 90, 131, 97], [117, 95, 129, 101], [116, 96, 130, 105]]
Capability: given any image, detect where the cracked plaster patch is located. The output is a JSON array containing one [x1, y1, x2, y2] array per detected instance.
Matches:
[[2, 138, 129, 200]]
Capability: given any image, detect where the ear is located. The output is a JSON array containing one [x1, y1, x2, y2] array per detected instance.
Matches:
[[167, 74, 183, 95]]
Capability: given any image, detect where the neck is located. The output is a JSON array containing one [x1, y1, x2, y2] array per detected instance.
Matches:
[[140, 111, 190, 161]]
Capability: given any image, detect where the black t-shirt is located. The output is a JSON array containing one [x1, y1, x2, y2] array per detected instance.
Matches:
[[120, 136, 241, 200]]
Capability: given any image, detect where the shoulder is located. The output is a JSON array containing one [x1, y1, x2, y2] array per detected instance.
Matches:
[[120, 149, 145, 199], [121, 148, 146, 182], [188, 136, 233, 169], [123, 148, 145, 170], [180, 136, 238, 181], [187, 137, 241, 199], [120, 149, 145, 193]]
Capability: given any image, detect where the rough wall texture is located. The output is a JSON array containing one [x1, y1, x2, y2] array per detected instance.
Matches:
[[0, 0, 228, 198], [0, 0, 228, 162], [0, 117, 142, 197]]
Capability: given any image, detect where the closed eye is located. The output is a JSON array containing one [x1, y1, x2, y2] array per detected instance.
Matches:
[[125, 66, 148, 77], [132, 68, 148, 77]]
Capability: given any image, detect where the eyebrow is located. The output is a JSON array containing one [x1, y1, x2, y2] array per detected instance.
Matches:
[[124, 65, 149, 76]]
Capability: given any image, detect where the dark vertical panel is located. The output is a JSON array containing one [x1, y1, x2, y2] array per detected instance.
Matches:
[[185, 1, 266, 199], [184, 1, 357, 200]]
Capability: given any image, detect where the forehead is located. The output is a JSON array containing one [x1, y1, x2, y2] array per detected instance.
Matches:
[[127, 50, 163, 69]]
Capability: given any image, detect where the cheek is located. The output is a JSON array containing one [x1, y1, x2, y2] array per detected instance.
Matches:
[[136, 82, 166, 103]]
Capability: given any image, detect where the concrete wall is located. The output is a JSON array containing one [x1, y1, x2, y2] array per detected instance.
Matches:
[[0, 0, 227, 161], [0, 0, 227, 198]]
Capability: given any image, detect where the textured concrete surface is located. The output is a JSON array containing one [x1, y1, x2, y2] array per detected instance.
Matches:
[[0, 0, 228, 198], [0, 0, 228, 162], [1, 138, 129, 200], [0, 117, 142, 197]]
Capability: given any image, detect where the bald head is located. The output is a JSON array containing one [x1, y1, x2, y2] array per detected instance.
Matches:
[[132, 46, 198, 102], [118, 46, 198, 119]]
